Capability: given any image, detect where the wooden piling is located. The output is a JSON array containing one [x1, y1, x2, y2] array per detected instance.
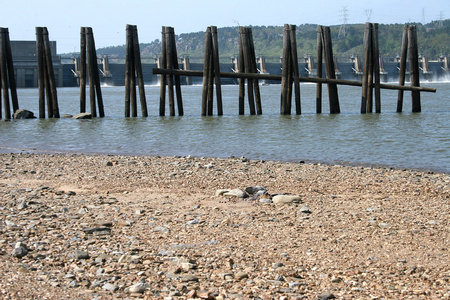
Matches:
[[170, 27, 183, 116], [280, 24, 291, 115], [125, 25, 133, 117], [372, 23, 381, 113], [79, 27, 87, 113], [316, 26, 323, 114], [242, 27, 256, 115], [165, 27, 175, 116], [131, 25, 148, 117], [159, 27, 167, 116], [361, 23, 372, 113], [238, 28, 245, 115], [289, 24, 301, 115], [408, 25, 421, 112], [4, 28, 18, 113], [0, 28, 11, 119], [211, 26, 223, 115], [201, 27, 212, 116], [43, 28, 59, 118], [247, 28, 262, 115], [397, 25, 408, 113], [35, 28, 46, 118], [86, 28, 97, 117], [321, 26, 340, 114]]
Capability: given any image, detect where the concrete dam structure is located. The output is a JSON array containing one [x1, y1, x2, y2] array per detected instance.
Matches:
[[8, 41, 450, 88]]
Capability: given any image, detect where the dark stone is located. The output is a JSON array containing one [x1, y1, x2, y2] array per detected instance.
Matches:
[[13, 109, 35, 119]]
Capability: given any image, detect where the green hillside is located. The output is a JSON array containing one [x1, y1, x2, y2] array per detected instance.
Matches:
[[97, 21, 450, 63]]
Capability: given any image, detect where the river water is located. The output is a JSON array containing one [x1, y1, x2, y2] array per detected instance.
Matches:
[[1, 82, 449, 173]]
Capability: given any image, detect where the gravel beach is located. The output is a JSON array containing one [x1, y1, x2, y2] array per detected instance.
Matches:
[[0, 153, 448, 299]]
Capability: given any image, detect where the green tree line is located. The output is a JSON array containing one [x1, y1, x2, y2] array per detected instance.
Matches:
[[97, 20, 450, 63]]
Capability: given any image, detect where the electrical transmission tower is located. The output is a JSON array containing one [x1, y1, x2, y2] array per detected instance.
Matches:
[[438, 11, 444, 28], [365, 9, 372, 22], [421, 8, 426, 24], [339, 6, 349, 38]]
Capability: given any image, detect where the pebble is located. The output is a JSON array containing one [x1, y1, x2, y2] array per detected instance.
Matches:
[[272, 194, 302, 204], [179, 274, 199, 282], [128, 282, 146, 294], [11, 246, 28, 258], [74, 250, 90, 260], [102, 283, 117, 292]]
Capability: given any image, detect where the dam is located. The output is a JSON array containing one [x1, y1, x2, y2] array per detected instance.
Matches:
[[8, 41, 450, 88]]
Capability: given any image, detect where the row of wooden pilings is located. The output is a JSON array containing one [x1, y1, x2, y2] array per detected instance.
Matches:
[[0, 24, 437, 119]]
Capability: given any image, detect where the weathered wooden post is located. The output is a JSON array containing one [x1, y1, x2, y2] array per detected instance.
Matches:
[[35, 27, 45, 118], [238, 27, 246, 115], [316, 26, 323, 114], [361, 23, 372, 113], [372, 23, 381, 113], [85, 27, 104, 117], [397, 25, 408, 113], [131, 25, 148, 117], [408, 25, 421, 112], [321, 26, 340, 114], [159, 26, 167, 116], [165, 27, 175, 116], [43, 27, 59, 118], [124, 25, 133, 117], [280, 24, 291, 115], [79, 27, 87, 113], [247, 28, 262, 114], [169, 28, 183, 116], [289, 24, 301, 115], [201, 27, 212, 116], [211, 26, 223, 116], [3, 28, 18, 114], [242, 27, 256, 115], [0, 28, 11, 119]]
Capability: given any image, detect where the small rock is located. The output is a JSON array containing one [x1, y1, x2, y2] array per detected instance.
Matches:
[[272, 262, 284, 269], [180, 274, 198, 282], [223, 189, 248, 198], [153, 226, 170, 233], [317, 292, 336, 300], [74, 250, 89, 260], [102, 283, 117, 292], [13, 109, 35, 119], [17, 200, 28, 210], [11, 246, 28, 258], [187, 219, 199, 225], [234, 272, 249, 280], [72, 112, 92, 119], [129, 282, 146, 294], [272, 195, 302, 204], [244, 186, 267, 195], [300, 206, 312, 214], [215, 189, 230, 197]]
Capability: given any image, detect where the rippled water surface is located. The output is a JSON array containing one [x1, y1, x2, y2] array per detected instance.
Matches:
[[1, 82, 449, 172]]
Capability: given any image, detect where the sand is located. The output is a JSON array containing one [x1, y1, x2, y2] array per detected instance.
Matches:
[[0, 153, 448, 299]]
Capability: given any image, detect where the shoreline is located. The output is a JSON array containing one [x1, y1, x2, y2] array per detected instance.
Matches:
[[1, 146, 448, 175], [0, 152, 449, 299]]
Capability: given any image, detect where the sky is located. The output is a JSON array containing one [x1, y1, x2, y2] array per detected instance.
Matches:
[[0, 0, 447, 54]]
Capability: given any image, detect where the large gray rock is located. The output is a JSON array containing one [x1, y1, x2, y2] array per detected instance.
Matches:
[[72, 112, 92, 119], [13, 109, 35, 119]]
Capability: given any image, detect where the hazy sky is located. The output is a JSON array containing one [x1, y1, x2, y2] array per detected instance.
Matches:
[[0, 0, 446, 54]]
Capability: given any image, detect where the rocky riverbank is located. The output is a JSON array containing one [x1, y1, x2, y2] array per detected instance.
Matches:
[[0, 153, 449, 299]]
